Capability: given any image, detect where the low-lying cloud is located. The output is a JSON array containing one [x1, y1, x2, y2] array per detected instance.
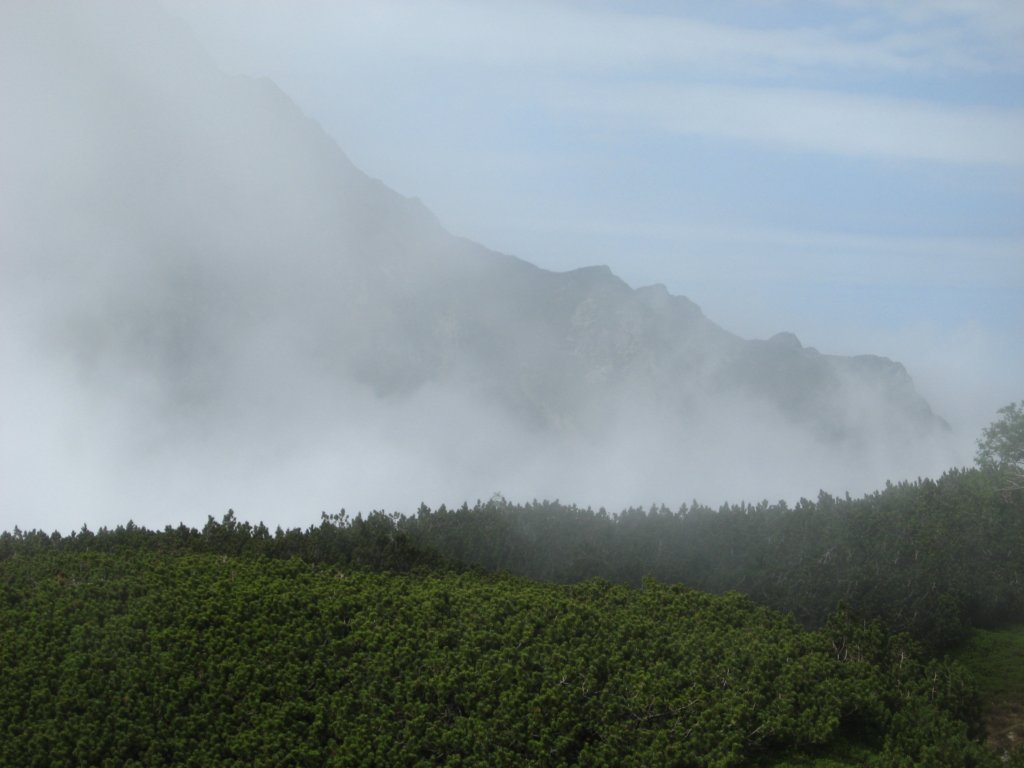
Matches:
[[0, 1, 998, 535]]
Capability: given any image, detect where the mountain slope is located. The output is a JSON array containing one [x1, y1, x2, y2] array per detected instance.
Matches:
[[0, 1, 953, 524]]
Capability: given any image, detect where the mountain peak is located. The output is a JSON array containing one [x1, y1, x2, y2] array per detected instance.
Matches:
[[768, 332, 802, 349]]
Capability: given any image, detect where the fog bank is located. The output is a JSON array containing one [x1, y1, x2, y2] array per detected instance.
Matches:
[[0, 2, 985, 535]]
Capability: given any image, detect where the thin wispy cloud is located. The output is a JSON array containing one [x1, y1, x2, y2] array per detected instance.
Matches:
[[194, 0, 1022, 77], [569, 83, 1024, 165], [181, 1, 1024, 169], [834, 0, 1024, 66]]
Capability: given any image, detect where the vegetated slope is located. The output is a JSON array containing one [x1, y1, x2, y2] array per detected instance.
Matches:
[[952, 625, 1024, 756], [0, 547, 995, 767], [401, 468, 1024, 650]]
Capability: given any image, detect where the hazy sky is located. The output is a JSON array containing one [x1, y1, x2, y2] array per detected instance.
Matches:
[[173, 0, 1023, 440]]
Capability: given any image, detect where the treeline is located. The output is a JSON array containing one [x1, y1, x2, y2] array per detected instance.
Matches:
[[0, 548, 999, 766], [0, 509, 445, 573], [3, 467, 1021, 650], [402, 468, 1023, 650]]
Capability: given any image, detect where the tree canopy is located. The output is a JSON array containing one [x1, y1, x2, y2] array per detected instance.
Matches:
[[977, 401, 1024, 490]]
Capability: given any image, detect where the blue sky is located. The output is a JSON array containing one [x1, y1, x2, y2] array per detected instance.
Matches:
[[176, 0, 1023, 450]]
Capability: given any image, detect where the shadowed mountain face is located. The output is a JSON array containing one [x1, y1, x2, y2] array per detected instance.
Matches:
[[0, 2, 952, 525]]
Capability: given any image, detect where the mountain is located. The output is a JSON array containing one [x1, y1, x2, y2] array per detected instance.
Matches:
[[0, 2, 952, 524]]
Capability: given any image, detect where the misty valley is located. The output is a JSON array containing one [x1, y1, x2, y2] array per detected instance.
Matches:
[[2, 1, 1023, 766]]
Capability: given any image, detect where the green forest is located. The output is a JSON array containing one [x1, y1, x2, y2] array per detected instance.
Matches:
[[1, 404, 1022, 766]]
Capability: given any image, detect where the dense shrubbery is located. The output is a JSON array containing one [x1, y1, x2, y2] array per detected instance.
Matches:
[[4, 468, 1020, 655], [952, 625, 1024, 759], [0, 508, 443, 573], [0, 549, 995, 766], [2, 465, 1020, 763], [402, 468, 1024, 649]]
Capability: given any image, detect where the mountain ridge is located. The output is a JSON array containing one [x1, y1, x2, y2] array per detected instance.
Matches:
[[0, 1, 955, 520]]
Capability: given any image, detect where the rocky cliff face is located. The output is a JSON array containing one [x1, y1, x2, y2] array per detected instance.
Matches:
[[351, 241, 945, 444]]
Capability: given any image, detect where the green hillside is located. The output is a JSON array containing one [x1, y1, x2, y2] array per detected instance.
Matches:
[[952, 625, 1024, 757], [0, 547, 996, 767]]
